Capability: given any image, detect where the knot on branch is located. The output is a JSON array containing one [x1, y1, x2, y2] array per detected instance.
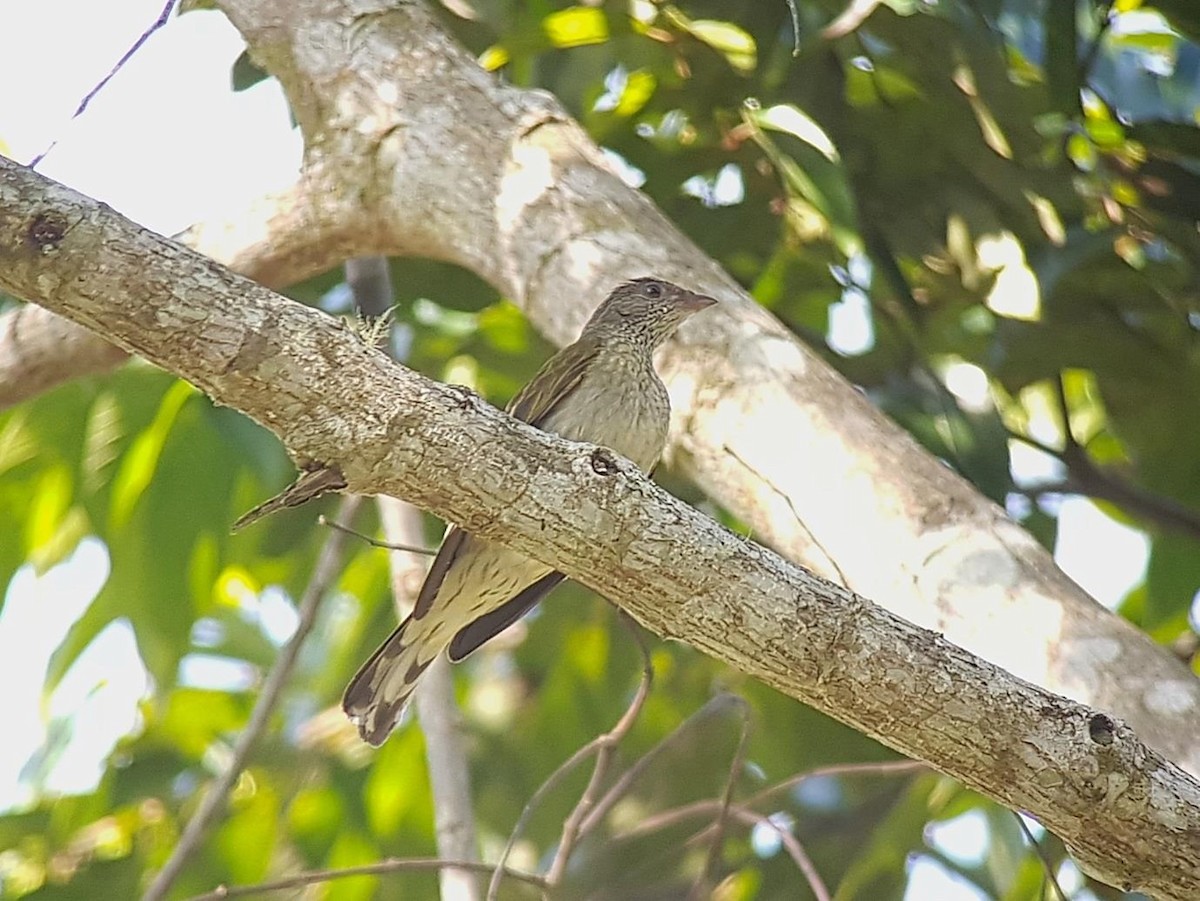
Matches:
[[27, 211, 69, 251], [589, 447, 621, 477], [448, 384, 482, 411], [1088, 713, 1116, 746]]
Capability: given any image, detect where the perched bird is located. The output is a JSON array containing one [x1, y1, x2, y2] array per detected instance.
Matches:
[[343, 277, 716, 745]]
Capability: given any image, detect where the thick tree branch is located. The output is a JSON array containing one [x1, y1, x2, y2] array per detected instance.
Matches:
[[1, 157, 1198, 901], [0, 302, 129, 407], [3, 0, 1194, 775]]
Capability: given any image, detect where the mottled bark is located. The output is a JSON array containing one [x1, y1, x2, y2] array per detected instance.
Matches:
[[2, 155, 1199, 901], [0, 0, 1197, 781]]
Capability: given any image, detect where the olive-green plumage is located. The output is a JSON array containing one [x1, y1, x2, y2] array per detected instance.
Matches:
[[342, 277, 715, 745]]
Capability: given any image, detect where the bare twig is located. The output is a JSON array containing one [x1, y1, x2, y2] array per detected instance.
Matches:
[[1054, 373, 1080, 452], [617, 759, 926, 842], [319, 514, 436, 556], [544, 613, 654, 888], [488, 616, 655, 900], [577, 692, 746, 837], [821, 0, 884, 40], [605, 799, 832, 899], [1014, 812, 1068, 901], [689, 699, 751, 899], [143, 496, 363, 901], [785, 0, 802, 54], [1002, 376, 1200, 542], [694, 806, 830, 901], [1007, 427, 1200, 542], [183, 856, 546, 900], [744, 759, 927, 809], [31, 0, 177, 167]]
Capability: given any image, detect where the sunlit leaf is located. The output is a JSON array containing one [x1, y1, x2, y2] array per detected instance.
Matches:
[[680, 18, 757, 73], [750, 103, 840, 162], [109, 380, 196, 530], [616, 68, 657, 117], [478, 45, 509, 71], [543, 7, 608, 49], [215, 771, 279, 883]]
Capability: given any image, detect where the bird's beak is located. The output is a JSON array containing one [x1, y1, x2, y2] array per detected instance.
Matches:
[[679, 292, 717, 312]]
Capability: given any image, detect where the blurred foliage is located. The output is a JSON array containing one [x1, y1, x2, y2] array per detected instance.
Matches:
[[3, 0, 1200, 899]]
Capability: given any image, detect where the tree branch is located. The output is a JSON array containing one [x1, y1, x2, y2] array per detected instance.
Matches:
[[380, 497, 483, 900], [185, 856, 546, 900], [142, 496, 362, 901], [489, 618, 654, 900], [4, 0, 1194, 779], [0, 302, 129, 407], [346, 252, 484, 900], [2, 159, 1198, 899]]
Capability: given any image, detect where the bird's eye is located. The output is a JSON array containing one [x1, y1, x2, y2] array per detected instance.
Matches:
[[643, 282, 663, 298]]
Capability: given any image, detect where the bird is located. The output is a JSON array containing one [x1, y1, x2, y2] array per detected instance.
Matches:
[[342, 277, 716, 745]]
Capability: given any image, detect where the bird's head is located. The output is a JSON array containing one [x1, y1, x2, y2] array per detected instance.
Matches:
[[583, 277, 716, 348]]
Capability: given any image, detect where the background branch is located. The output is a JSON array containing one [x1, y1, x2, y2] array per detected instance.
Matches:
[[346, 252, 484, 900], [185, 856, 546, 900], [142, 496, 362, 901], [3, 0, 1194, 779], [2, 159, 1198, 898]]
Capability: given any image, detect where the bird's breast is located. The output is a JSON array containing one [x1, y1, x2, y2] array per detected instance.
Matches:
[[542, 355, 670, 472]]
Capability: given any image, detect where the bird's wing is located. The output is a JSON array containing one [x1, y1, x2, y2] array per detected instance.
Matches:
[[411, 526, 471, 620], [404, 337, 595, 662], [505, 334, 598, 427], [447, 572, 567, 662]]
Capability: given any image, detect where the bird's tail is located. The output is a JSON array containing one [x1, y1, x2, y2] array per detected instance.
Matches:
[[232, 466, 347, 531], [342, 614, 445, 746]]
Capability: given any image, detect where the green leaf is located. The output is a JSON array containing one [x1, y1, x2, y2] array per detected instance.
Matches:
[[543, 7, 608, 49], [750, 103, 840, 162], [215, 770, 280, 883], [48, 390, 262, 693], [682, 19, 757, 73], [155, 688, 250, 759]]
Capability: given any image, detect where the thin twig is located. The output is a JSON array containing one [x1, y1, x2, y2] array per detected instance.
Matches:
[[577, 692, 746, 837], [1007, 410, 1200, 542], [821, 0, 884, 40], [30, 0, 177, 168], [723, 443, 848, 586], [1006, 429, 1064, 460], [143, 496, 363, 901], [1014, 812, 1068, 901], [319, 514, 436, 555], [617, 759, 927, 842], [605, 799, 832, 899], [698, 806, 830, 901], [183, 856, 546, 900], [487, 617, 655, 900], [785, 0, 802, 54], [689, 699, 751, 899], [744, 759, 927, 809], [1054, 373, 1079, 451], [544, 613, 654, 888]]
